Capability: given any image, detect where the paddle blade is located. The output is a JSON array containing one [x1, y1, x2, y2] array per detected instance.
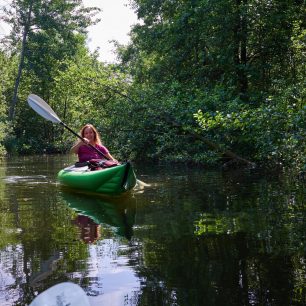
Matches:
[[29, 282, 90, 306], [28, 94, 61, 123]]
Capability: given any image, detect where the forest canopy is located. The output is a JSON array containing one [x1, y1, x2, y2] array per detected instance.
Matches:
[[0, 0, 305, 171]]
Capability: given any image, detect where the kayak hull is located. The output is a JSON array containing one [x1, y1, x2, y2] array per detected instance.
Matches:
[[57, 162, 137, 195]]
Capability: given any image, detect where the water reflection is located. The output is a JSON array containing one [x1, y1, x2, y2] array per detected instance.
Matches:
[[4, 175, 48, 184], [61, 191, 136, 241], [130, 167, 305, 306], [73, 215, 101, 244], [0, 156, 304, 306], [59, 192, 140, 304], [0, 156, 141, 306], [30, 253, 62, 289]]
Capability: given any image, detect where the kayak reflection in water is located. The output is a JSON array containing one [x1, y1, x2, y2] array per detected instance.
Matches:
[[73, 215, 101, 244], [64, 192, 136, 241], [70, 124, 117, 163]]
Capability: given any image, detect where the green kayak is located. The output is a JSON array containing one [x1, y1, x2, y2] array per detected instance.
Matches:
[[57, 162, 137, 195]]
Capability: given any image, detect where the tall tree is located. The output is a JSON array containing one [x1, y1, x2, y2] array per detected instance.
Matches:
[[2, 0, 100, 120], [0, 50, 12, 155], [9, 0, 33, 121], [122, 0, 304, 99], [115, 0, 305, 167]]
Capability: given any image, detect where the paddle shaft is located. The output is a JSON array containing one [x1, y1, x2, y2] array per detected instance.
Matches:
[[60, 122, 110, 160], [27, 94, 110, 160]]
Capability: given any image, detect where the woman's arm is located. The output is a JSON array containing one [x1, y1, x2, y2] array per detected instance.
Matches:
[[70, 139, 89, 154], [104, 152, 117, 161]]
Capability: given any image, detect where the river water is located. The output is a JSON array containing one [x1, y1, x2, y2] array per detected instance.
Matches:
[[0, 155, 304, 306]]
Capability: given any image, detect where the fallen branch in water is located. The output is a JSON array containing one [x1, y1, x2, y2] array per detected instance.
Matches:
[[163, 117, 256, 169]]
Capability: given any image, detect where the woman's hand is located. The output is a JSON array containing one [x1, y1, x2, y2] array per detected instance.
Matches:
[[70, 139, 89, 154], [82, 138, 90, 145], [104, 153, 118, 162]]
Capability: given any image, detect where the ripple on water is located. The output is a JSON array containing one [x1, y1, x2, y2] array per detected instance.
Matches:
[[3, 175, 48, 184]]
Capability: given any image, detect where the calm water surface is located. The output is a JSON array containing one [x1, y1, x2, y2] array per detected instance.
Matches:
[[0, 155, 304, 306]]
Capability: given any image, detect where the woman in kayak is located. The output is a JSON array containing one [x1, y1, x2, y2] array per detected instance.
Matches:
[[71, 124, 116, 162]]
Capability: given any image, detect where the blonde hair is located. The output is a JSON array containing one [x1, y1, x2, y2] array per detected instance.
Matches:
[[80, 124, 102, 145]]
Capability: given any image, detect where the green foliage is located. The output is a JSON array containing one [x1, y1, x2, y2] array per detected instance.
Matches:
[[114, 0, 305, 170], [0, 51, 16, 155], [123, 0, 304, 98], [194, 83, 305, 169], [1, 0, 101, 154], [0, 0, 304, 171]]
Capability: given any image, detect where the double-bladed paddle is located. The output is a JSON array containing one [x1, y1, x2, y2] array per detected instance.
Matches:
[[27, 94, 109, 160]]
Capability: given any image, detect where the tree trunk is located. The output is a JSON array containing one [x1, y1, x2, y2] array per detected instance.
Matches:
[[9, 0, 33, 121], [234, 0, 248, 101]]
